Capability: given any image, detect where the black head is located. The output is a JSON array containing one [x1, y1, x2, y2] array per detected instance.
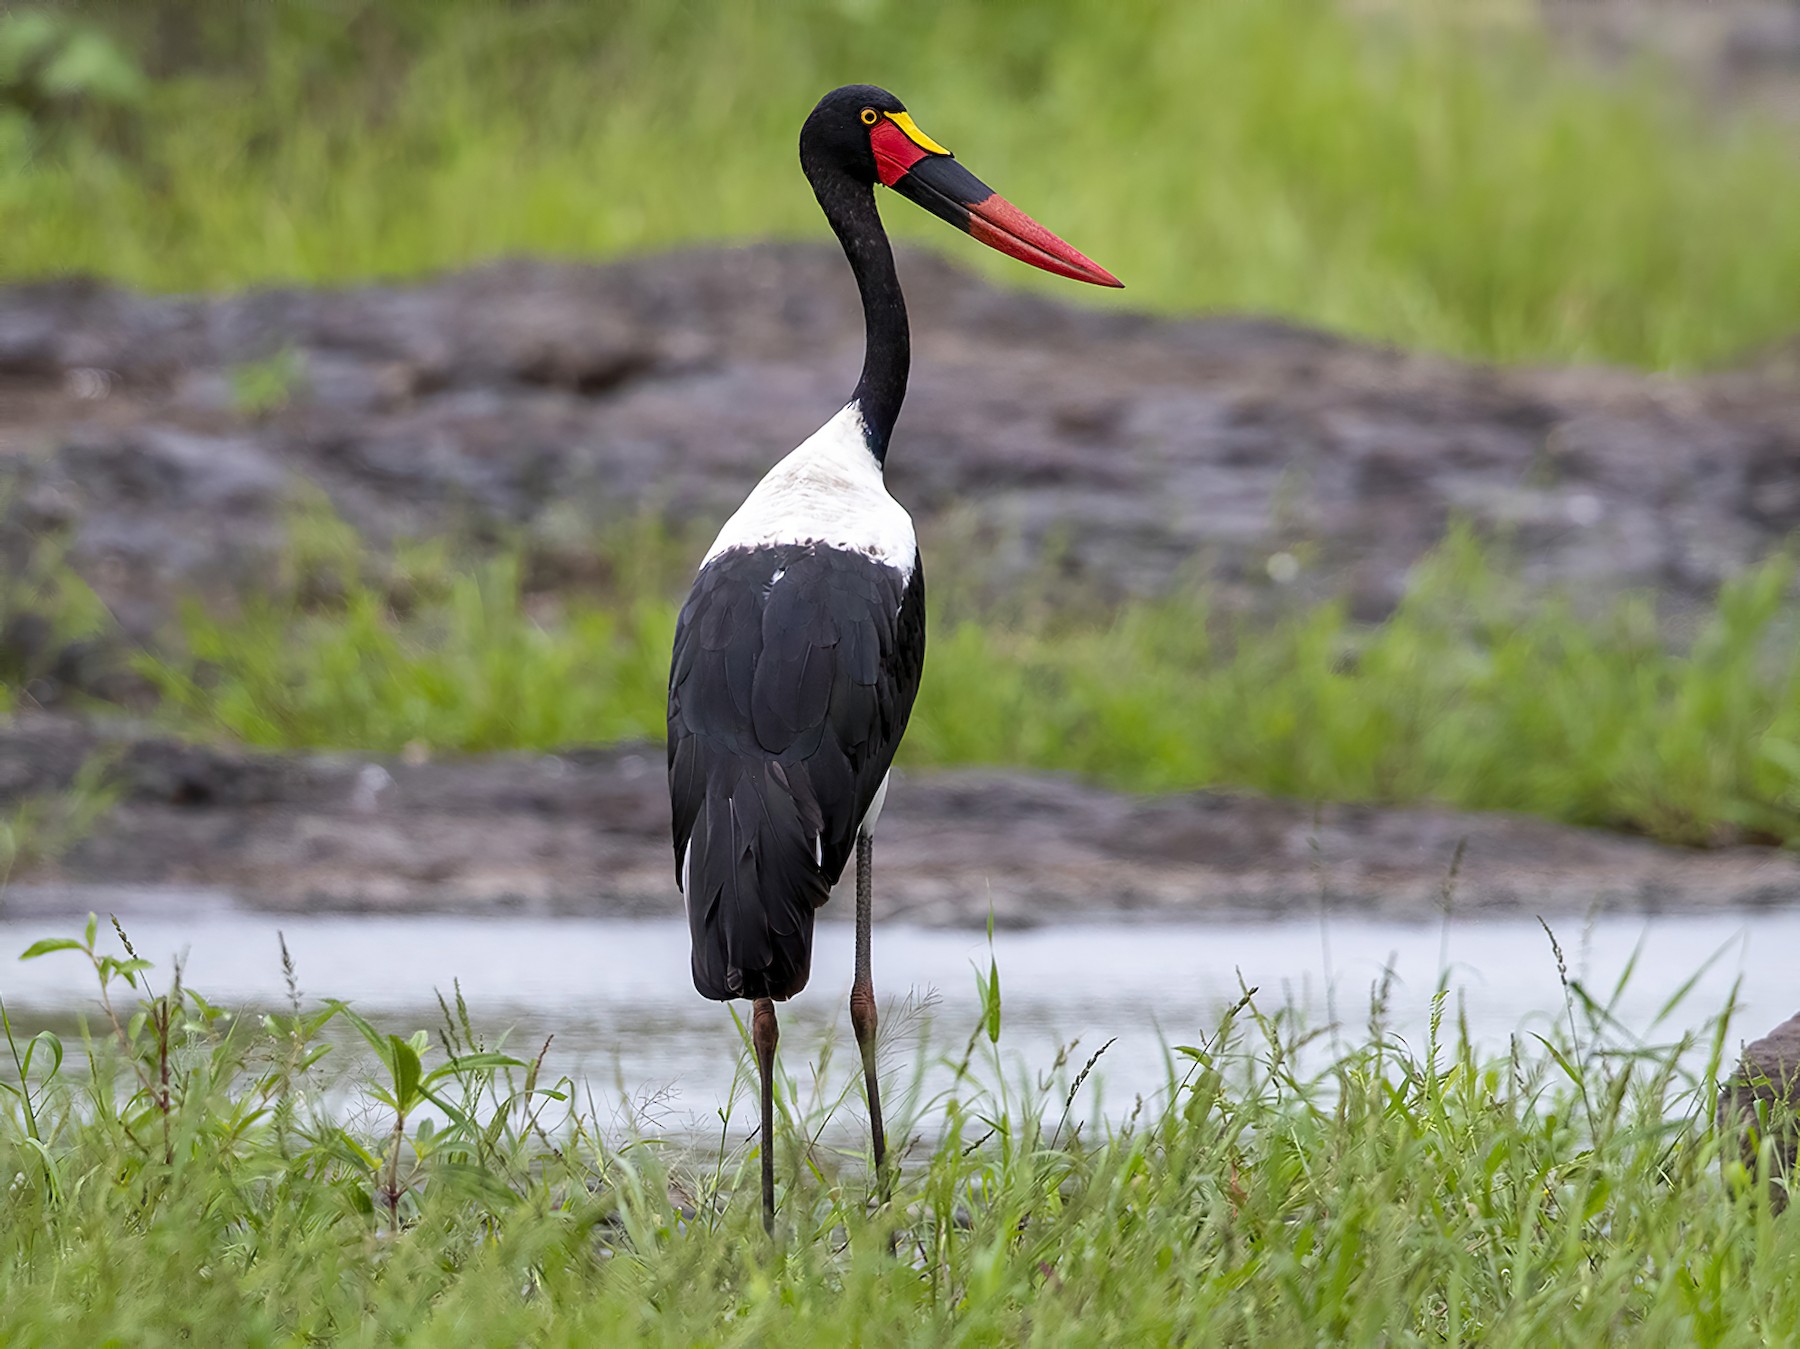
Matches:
[[799, 84, 910, 189], [795, 83, 1120, 460], [798, 83, 1122, 289]]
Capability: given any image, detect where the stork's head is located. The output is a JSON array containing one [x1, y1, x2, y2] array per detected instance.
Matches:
[[799, 84, 1122, 289]]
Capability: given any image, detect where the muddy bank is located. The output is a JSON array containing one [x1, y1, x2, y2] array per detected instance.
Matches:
[[3, 245, 1799, 649], [4, 716, 1797, 927]]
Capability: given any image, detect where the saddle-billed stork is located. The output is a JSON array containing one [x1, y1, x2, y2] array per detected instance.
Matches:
[[667, 84, 1120, 1232]]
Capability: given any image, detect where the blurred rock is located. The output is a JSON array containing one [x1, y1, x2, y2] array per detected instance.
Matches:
[[1544, 1, 1800, 121], [2, 246, 1800, 637], [4, 715, 1799, 923], [1719, 1009, 1800, 1212]]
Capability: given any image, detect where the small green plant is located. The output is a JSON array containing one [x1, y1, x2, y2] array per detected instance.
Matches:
[[0, 522, 117, 707], [0, 10, 144, 119], [0, 755, 120, 885], [327, 1000, 533, 1231], [228, 346, 306, 418]]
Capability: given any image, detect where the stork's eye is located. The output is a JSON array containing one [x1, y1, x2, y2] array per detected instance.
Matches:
[[860, 108, 879, 126]]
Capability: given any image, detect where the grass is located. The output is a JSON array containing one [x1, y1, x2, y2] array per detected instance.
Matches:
[[121, 522, 1800, 849], [0, 522, 116, 716], [0, 913, 1794, 1343], [0, 763, 117, 891], [5, 0, 1800, 367]]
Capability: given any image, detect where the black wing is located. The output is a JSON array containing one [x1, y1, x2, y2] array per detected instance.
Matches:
[[667, 541, 925, 1001]]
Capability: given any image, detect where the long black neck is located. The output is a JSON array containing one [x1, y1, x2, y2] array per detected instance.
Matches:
[[808, 170, 908, 464]]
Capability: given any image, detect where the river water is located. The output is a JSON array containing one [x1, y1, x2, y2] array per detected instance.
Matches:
[[1, 908, 1790, 1133]]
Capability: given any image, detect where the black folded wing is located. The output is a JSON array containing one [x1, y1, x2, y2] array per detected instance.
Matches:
[[667, 541, 925, 1001]]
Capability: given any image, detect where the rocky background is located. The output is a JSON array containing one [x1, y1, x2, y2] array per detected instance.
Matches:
[[3, 244, 1799, 637], [3, 246, 1799, 924], [5, 713, 1799, 928]]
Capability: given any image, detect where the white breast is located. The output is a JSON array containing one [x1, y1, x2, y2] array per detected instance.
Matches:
[[703, 401, 917, 579]]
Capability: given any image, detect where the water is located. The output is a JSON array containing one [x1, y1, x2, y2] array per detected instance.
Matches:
[[1, 909, 1790, 1132]]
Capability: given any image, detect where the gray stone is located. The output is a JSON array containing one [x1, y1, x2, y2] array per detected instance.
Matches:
[[2, 246, 1799, 641], [1720, 1010, 1800, 1212], [5, 714, 1799, 924]]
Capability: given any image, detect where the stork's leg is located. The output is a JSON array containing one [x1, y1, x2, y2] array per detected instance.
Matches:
[[752, 996, 779, 1235], [851, 832, 888, 1180]]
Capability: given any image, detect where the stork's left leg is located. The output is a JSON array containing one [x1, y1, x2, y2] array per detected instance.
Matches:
[[752, 996, 779, 1235], [851, 832, 888, 1178]]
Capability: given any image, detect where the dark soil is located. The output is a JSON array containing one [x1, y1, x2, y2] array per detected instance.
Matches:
[[5, 715, 1797, 926]]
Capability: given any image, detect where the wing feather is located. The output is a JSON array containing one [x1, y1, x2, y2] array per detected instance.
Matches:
[[667, 542, 924, 1000]]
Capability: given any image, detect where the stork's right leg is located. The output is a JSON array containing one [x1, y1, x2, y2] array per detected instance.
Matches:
[[851, 833, 888, 1180], [752, 996, 779, 1235]]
